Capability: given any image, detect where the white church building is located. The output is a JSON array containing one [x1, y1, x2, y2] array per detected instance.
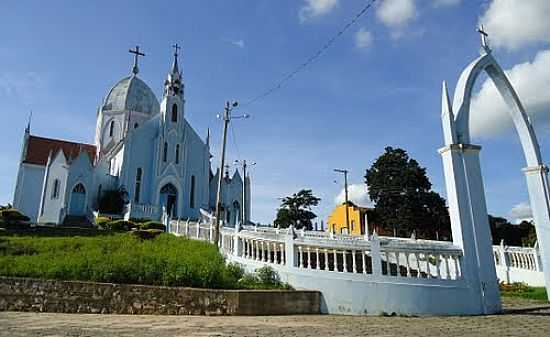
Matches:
[[12, 46, 248, 226]]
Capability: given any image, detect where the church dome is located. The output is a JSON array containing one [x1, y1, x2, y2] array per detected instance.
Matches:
[[102, 75, 160, 115]]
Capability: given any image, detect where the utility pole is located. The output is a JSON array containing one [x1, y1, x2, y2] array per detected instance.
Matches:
[[213, 101, 249, 246], [334, 168, 350, 233], [235, 160, 255, 226]]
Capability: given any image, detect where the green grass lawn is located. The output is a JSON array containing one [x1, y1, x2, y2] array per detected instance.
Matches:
[[0, 231, 247, 289], [500, 283, 548, 301]]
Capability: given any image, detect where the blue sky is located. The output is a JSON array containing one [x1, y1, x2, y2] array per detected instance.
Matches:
[[1, 0, 549, 225]]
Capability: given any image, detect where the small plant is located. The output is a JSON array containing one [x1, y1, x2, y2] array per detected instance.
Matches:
[[138, 221, 166, 231], [130, 229, 163, 240], [104, 219, 136, 231], [95, 216, 111, 229]]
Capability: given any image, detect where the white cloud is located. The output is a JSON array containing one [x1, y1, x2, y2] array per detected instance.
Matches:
[[354, 28, 373, 49], [299, 0, 339, 22], [480, 0, 550, 50], [376, 0, 416, 30], [470, 49, 550, 137], [433, 0, 460, 7], [508, 201, 533, 223], [334, 183, 372, 207]]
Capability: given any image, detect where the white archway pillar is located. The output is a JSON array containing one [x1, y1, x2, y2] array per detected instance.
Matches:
[[440, 144, 501, 314], [524, 165, 550, 293]]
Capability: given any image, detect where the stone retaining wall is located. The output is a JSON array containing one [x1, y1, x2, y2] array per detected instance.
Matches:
[[0, 277, 320, 315]]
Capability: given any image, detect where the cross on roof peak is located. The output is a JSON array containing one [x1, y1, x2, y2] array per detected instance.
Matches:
[[477, 25, 490, 51], [172, 43, 181, 57], [129, 45, 145, 75]]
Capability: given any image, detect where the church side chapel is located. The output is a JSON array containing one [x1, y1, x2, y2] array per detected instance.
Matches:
[[12, 45, 248, 227]]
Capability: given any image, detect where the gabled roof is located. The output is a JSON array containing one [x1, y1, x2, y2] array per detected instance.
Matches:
[[23, 135, 96, 166]]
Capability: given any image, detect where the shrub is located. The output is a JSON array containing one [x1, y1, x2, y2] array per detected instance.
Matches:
[[138, 221, 166, 231], [95, 216, 111, 229], [104, 220, 136, 232], [236, 266, 292, 290], [0, 207, 30, 229], [256, 266, 281, 285]]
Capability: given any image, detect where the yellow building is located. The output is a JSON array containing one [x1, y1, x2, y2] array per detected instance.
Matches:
[[327, 203, 371, 236]]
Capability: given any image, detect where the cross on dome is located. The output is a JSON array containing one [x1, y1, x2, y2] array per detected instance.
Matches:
[[129, 45, 145, 75]]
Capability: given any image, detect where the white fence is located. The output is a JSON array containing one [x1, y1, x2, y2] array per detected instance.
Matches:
[[169, 219, 500, 316], [493, 242, 545, 287]]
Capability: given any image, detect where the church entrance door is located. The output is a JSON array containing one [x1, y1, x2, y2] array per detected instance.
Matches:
[[69, 183, 86, 216], [160, 183, 178, 218]]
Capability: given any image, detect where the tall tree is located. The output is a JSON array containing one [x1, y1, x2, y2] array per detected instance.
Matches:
[[274, 189, 321, 230], [365, 147, 451, 239]]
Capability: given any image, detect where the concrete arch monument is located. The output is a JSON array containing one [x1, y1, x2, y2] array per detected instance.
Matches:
[[440, 28, 550, 311]]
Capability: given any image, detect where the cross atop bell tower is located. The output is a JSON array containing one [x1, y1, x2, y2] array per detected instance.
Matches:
[[129, 45, 145, 75]]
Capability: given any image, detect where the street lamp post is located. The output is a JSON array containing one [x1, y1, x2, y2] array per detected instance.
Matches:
[[213, 101, 249, 246], [334, 168, 350, 233], [235, 159, 255, 226]]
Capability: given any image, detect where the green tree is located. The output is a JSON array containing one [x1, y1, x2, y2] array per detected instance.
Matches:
[[365, 147, 451, 239], [274, 189, 321, 230]]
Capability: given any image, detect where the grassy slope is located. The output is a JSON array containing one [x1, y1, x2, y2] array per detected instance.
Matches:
[[0, 233, 240, 289]]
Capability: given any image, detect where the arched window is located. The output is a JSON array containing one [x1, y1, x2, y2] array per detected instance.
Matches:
[[163, 142, 168, 162], [109, 120, 115, 137], [134, 168, 142, 203], [171, 104, 178, 122], [72, 183, 85, 194], [51, 179, 60, 199], [175, 144, 180, 164], [189, 175, 195, 208]]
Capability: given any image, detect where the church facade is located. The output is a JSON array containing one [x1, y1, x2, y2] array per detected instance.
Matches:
[[12, 47, 249, 226]]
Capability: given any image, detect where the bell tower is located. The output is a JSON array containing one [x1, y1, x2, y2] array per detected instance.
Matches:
[[160, 43, 184, 129]]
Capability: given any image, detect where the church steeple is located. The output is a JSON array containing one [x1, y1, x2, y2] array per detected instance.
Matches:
[[164, 43, 184, 98]]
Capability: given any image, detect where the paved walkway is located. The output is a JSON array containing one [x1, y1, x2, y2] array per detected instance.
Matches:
[[1, 298, 549, 337]]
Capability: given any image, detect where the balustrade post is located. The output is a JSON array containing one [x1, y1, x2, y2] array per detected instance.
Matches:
[[196, 221, 200, 239], [185, 219, 189, 237], [333, 249, 338, 272], [444, 255, 451, 280], [316, 248, 320, 270], [370, 232, 382, 276], [176, 219, 180, 235], [415, 253, 421, 278], [280, 243, 286, 265], [324, 249, 329, 271], [298, 246, 304, 268], [362, 250, 367, 274], [454, 255, 461, 279], [405, 253, 411, 277], [285, 225, 296, 267], [306, 247, 311, 269], [233, 225, 241, 257], [255, 240, 260, 261], [352, 250, 357, 273], [436, 254, 442, 279], [342, 250, 347, 273]]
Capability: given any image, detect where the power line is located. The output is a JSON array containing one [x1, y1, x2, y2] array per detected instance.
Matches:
[[242, 0, 378, 107]]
